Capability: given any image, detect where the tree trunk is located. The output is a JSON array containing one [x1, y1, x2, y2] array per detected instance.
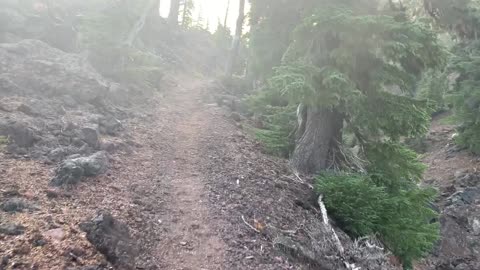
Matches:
[[168, 0, 180, 25], [224, 0, 231, 28], [225, 0, 245, 77], [124, 0, 157, 47], [291, 106, 343, 174], [182, 0, 188, 26]]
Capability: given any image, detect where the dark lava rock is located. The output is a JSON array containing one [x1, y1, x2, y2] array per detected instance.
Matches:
[[0, 120, 37, 147], [80, 211, 136, 270], [80, 127, 99, 148], [2, 188, 20, 197], [50, 151, 108, 186], [30, 233, 47, 247], [50, 159, 85, 186], [457, 172, 480, 188], [1, 197, 30, 213], [1, 255, 10, 269], [447, 188, 480, 206], [99, 116, 123, 136], [17, 103, 40, 117], [0, 223, 25, 235]]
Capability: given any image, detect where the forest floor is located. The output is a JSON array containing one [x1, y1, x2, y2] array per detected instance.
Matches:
[[0, 75, 317, 270], [2, 74, 478, 270], [422, 113, 480, 190]]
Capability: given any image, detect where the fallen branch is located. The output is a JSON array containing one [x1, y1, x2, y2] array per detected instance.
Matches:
[[241, 215, 260, 233], [318, 195, 344, 255]]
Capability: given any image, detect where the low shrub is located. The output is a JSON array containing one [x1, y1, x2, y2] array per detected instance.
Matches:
[[316, 172, 439, 269]]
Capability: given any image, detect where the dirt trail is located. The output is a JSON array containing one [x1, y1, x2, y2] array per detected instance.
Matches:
[[112, 76, 228, 269], [151, 79, 225, 269], [422, 113, 480, 188]]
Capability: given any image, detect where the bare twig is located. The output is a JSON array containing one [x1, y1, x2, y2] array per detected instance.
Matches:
[[241, 215, 260, 233]]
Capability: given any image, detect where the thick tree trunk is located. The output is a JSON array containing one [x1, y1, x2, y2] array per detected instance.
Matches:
[[225, 0, 245, 77], [291, 106, 343, 174], [168, 0, 180, 25]]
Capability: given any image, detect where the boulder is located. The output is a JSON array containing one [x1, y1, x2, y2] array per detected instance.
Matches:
[[0, 40, 109, 103], [0, 223, 25, 235], [79, 152, 108, 176], [50, 151, 108, 186], [80, 211, 136, 270], [99, 116, 123, 136], [50, 159, 85, 186], [80, 127, 99, 148], [447, 187, 480, 206], [1, 197, 30, 213], [17, 103, 40, 117], [107, 83, 130, 106], [0, 120, 37, 147]]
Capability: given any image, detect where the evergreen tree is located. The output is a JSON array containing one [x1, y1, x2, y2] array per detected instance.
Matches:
[[267, 0, 445, 173], [248, 0, 446, 267], [225, 0, 246, 77], [181, 0, 194, 28], [424, 0, 480, 153]]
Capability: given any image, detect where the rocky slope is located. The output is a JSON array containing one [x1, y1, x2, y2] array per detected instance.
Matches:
[[417, 115, 480, 270]]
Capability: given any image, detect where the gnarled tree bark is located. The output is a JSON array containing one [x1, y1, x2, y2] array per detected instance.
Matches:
[[291, 106, 343, 174]]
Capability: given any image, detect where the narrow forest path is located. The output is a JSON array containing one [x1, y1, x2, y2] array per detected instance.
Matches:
[[150, 79, 226, 269], [118, 76, 227, 269]]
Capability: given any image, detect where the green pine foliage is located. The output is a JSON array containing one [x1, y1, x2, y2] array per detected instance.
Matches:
[[365, 141, 426, 191], [317, 172, 439, 268], [448, 41, 480, 153], [247, 86, 296, 157], [181, 0, 195, 28], [253, 106, 296, 157], [423, 0, 480, 153], [418, 69, 449, 113]]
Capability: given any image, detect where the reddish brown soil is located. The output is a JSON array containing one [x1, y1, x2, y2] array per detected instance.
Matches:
[[422, 113, 480, 191]]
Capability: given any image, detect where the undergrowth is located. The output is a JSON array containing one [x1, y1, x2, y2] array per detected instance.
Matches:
[[316, 172, 439, 269]]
